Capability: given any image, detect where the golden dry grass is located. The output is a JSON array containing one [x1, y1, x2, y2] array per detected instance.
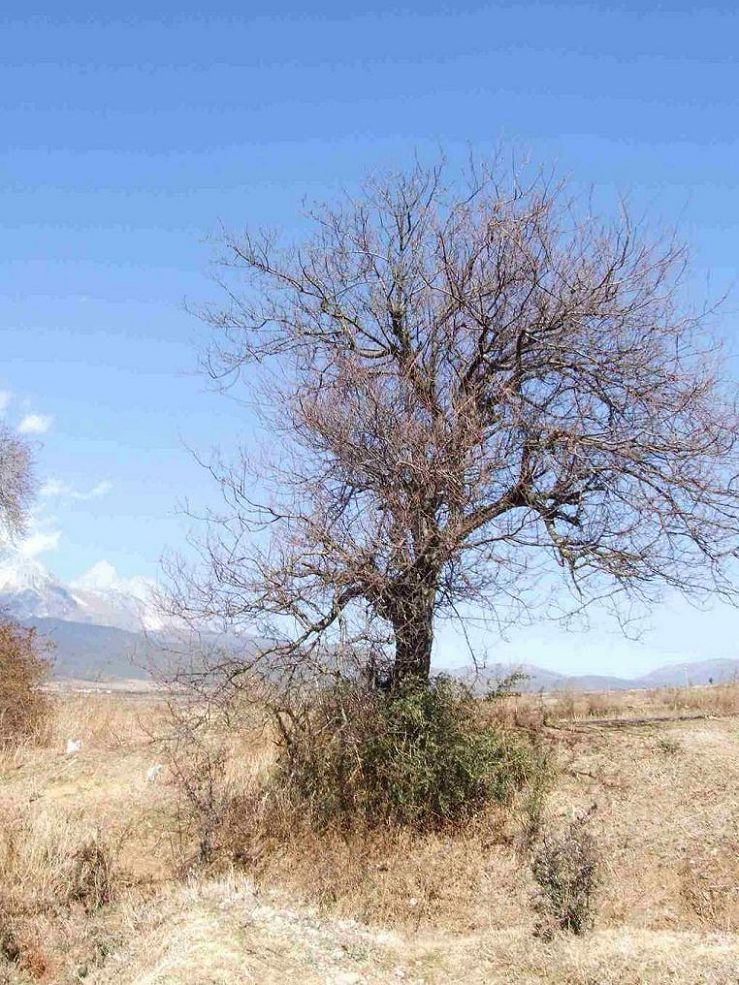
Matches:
[[484, 680, 739, 728], [76, 877, 739, 985], [0, 684, 736, 983]]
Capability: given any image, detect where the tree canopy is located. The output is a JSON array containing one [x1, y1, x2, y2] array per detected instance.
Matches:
[[173, 158, 739, 686]]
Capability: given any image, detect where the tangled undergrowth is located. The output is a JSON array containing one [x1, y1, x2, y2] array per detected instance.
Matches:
[[274, 676, 549, 832]]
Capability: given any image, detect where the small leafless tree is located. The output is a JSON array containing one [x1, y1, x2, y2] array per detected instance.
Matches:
[[169, 156, 739, 689], [0, 425, 33, 542]]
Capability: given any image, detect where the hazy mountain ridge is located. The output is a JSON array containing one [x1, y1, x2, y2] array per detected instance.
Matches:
[[1, 555, 737, 687], [20, 620, 739, 690], [450, 658, 739, 692], [27, 617, 164, 680]]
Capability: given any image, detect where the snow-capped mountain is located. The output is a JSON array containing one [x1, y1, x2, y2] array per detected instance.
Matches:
[[0, 555, 82, 622], [70, 560, 167, 632], [0, 553, 165, 633]]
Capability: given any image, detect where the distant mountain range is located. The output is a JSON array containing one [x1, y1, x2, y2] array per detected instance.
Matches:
[[0, 554, 172, 680], [1, 554, 737, 688], [450, 658, 739, 693], [24, 617, 166, 681]]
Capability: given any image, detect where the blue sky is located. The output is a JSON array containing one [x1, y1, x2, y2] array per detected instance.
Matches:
[[2, 1, 739, 674]]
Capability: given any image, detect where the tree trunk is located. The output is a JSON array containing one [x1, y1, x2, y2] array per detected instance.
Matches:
[[392, 602, 434, 685]]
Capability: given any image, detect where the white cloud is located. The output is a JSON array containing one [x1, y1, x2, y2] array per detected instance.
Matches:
[[0, 391, 10, 416], [40, 478, 112, 501], [39, 479, 67, 497], [85, 480, 113, 499], [18, 528, 61, 558], [18, 413, 53, 435]]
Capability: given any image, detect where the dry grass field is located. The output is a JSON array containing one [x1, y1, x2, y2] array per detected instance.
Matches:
[[0, 683, 737, 984]]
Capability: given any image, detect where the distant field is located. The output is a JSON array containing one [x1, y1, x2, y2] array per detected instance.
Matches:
[[0, 683, 737, 983], [44, 677, 160, 695]]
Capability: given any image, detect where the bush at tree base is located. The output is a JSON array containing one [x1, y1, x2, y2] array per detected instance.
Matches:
[[276, 674, 547, 831]]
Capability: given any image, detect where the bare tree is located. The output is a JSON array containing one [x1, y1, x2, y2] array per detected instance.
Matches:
[[171, 157, 739, 688], [0, 424, 33, 541]]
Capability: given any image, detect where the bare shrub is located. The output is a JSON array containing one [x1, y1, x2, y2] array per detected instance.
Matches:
[[159, 692, 261, 870], [0, 898, 19, 966], [0, 620, 50, 745], [531, 808, 600, 938], [69, 832, 114, 913], [169, 738, 233, 867], [583, 692, 621, 719], [517, 756, 553, 852], [656, 736, 682, 756], [481, 672, 551, 731], [546, 690, 578, 724]]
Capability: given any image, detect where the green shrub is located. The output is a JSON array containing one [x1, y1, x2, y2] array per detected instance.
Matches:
[[276, 675, 544, 831]]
